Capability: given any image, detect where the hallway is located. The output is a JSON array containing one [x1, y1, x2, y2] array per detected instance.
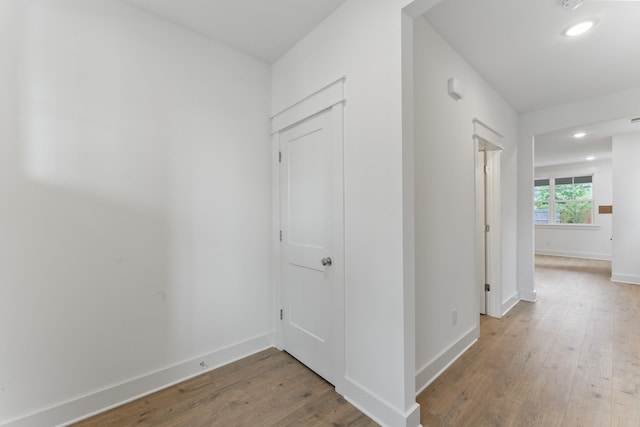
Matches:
[[418, 255, 639, 426]]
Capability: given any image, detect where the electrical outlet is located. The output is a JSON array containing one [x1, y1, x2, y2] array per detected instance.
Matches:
[[452, 308, 457, 326]]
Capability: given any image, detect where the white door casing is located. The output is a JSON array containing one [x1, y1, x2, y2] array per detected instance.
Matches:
[[271, 78, 345, 387], [476, 150, 487, 315], [474, 119, 503, 318]]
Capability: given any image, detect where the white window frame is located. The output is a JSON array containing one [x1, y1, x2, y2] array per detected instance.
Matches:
[[534, 174, 595, 227]]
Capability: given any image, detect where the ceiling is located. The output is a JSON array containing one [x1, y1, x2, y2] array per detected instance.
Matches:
[[125, 0, 640, 113], [126, 0, 346, 63], [425, 0, 640, 167], [535, 115, 640, 167], [424, 0, 640, 113]]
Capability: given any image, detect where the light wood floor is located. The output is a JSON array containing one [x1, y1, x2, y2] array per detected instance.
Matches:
[[73, 348, 376, 427], [418, 255, 640, 426], [76, 255, 639, 427]]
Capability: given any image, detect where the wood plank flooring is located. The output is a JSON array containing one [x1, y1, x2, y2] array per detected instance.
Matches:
[[418, 255, 640, 426], [75, 255, 640, 426], [72, 349, 376, 427]]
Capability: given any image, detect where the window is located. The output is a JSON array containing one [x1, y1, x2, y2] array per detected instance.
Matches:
[[534, 175, 593, 224], [534, 179, 550, 224]]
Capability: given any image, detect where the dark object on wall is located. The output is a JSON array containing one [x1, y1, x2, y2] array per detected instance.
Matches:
[[598, 205, 613, 214]]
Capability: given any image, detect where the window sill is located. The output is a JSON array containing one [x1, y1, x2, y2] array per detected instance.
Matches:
[[535, 224, 600, 231]]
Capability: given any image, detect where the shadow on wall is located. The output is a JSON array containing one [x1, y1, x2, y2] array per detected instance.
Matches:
[[1, 0, 273, 423], [0, 2, 171, 418]]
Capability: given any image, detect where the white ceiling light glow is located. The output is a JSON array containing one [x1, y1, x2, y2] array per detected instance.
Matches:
[[586, 156, 595, 161], [573, 132, 587, 138], [564, 20, 595, 37]]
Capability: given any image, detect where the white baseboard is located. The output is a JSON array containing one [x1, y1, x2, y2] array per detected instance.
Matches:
[[338, 378, 421, 427], [611, 273, 640, 286], [535, 250, 611, 261], [520, 289, 538, 302], [415, 327, 478, 395], [1, 333, 274, 427], [501, 292, 520, 316]]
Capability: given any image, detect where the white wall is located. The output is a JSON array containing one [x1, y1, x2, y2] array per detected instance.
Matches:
[[412, 17, 519, 392], [534, 160, 613, 260], [519, 87, 640, 301], [0, 0, 272, 425], [272, 1, 420, 426], [612, 133, 640, 284]]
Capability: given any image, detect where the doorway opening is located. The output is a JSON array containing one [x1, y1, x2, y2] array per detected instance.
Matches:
[[474, 119, 503, 318]]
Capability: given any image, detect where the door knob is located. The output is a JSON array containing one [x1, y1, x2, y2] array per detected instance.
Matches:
[[321, 257, 332, 267]]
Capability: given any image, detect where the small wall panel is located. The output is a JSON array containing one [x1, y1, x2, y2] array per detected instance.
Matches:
[[598, 205, 613, 214]]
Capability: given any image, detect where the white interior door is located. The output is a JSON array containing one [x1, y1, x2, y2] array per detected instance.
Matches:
[[279, 106, 343, 385], [484, 149, 501, 317], [475, 128, 502, 318]]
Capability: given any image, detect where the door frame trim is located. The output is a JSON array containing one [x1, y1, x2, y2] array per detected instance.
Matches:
[[271, 78, 346, 389], [473, 119, 503, 318], [271, 76, 346, 134]]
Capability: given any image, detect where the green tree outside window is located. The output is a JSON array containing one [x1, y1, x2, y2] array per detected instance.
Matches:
[[534, 176, 593, 224]]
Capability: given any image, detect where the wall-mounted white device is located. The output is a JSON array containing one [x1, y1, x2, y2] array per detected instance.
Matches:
[[447, 77, 463, 101]]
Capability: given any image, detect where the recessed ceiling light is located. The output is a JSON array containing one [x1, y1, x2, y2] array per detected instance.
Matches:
[[564, 20, 595, 37], [573, 132, 587, 138], [586, 156, 595, 161]]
